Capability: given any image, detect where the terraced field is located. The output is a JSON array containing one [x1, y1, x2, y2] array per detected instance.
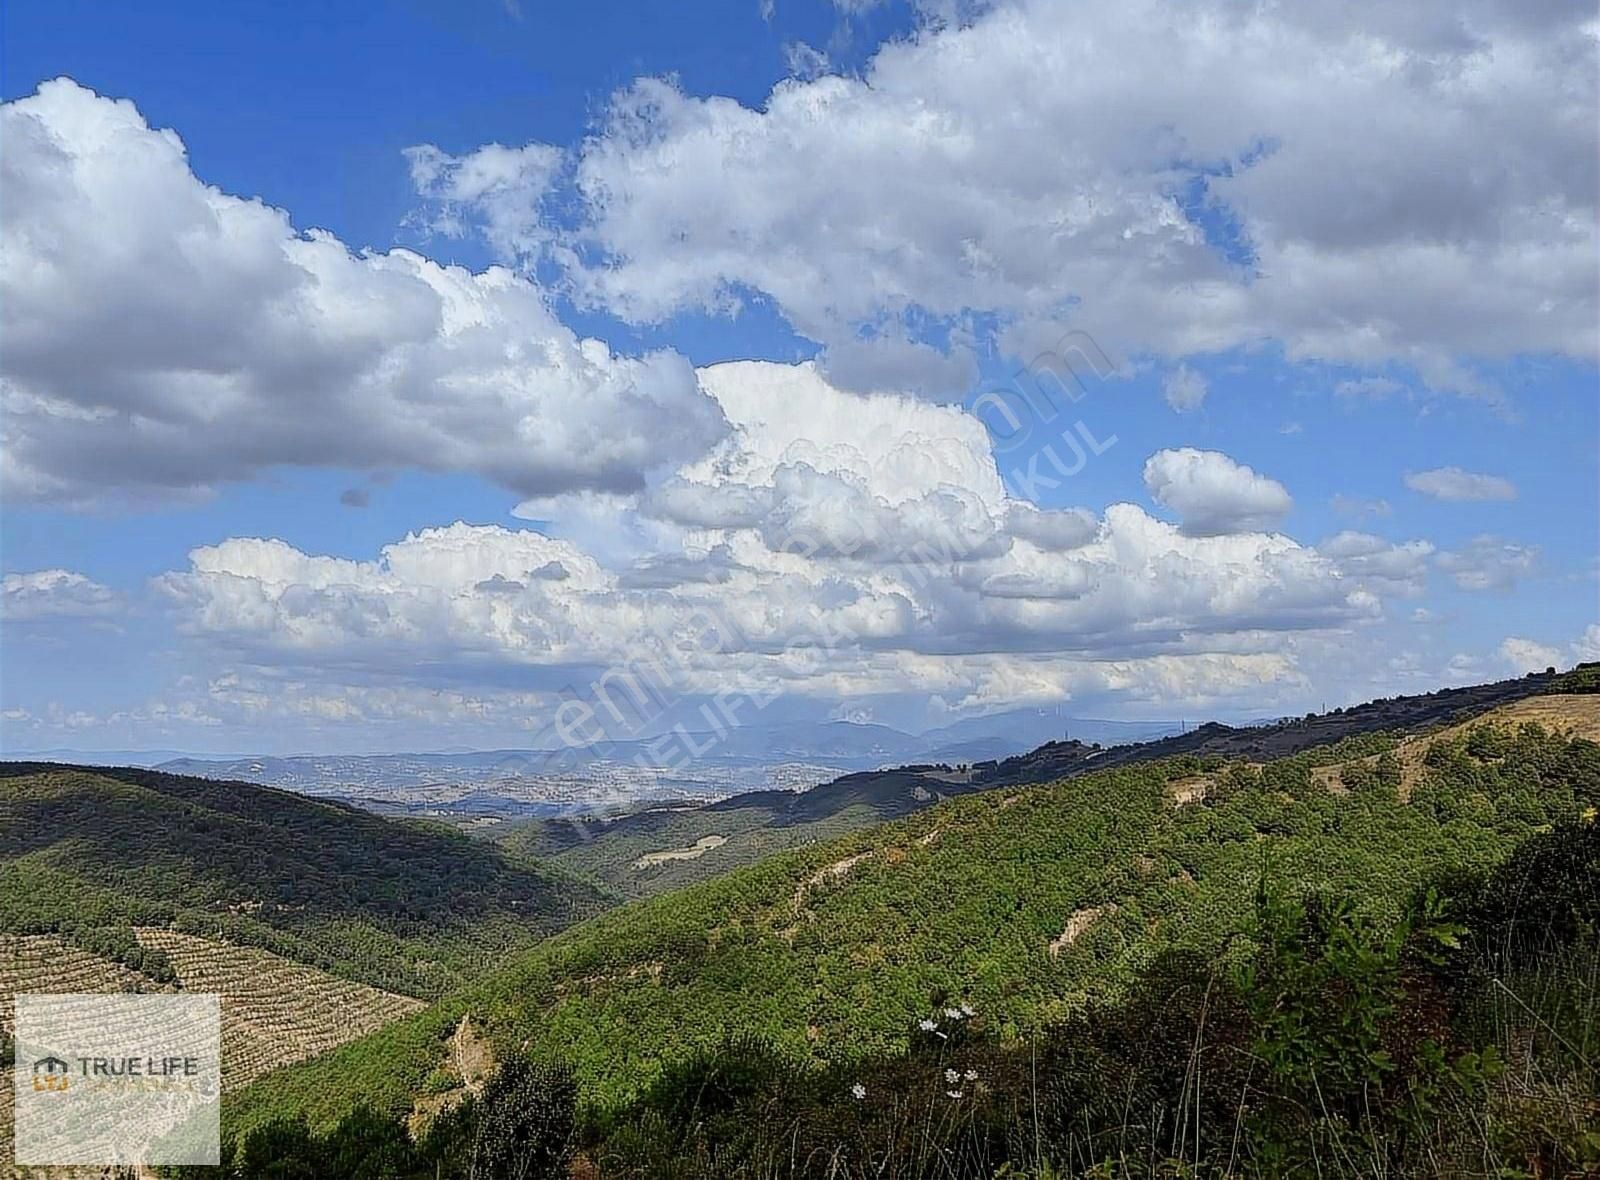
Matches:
[[1, 934, 178, 1173], [134, 929, 424, 1088], [0, 929, 424, 1171]]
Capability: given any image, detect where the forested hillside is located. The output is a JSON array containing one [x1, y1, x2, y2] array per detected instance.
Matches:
[[228, 693, 1600, 1175], [0, 764, 613, 997], [499, 767, 962, 899], [496, 669, 1577, 898]]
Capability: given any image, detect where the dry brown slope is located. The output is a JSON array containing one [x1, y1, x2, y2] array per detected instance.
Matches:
[[1313, 693, 1600, 798]]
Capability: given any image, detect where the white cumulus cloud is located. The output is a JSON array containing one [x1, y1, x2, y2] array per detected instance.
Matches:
[[403, 140, 564, 262], [0, 79, 727, 507], [1143, 448, 1293, 537], [1162, 366, 1208, 413], [1405, 467, 1519, 502], [1318, 532, 1435, 598], [154, 363, 1395, 722], [423, 0, 1597, 396], [1499, 636, 1563, 675], [1, 569, 121, 622], [1437, 535, 1539, 592]]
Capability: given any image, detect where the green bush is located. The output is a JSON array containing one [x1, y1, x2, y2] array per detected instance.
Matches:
[[470, 1058, 577, 1180], [61, 924, 179, 985]]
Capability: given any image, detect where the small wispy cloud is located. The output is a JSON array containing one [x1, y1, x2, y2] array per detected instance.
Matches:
[[1162, 365, 1208, 413], [1405, 467, 1518, 503]]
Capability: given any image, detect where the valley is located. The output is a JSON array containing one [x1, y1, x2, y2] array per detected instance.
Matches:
[[3, 670, 1597, 1176], [218, 676, 1599, 1172], [0, 764, 613, 998]]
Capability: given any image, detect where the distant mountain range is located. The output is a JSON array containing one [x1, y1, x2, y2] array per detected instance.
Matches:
[[5, 713, 1185, 802], [0, 747, 230, 767], [917, 708, 1184, 763]]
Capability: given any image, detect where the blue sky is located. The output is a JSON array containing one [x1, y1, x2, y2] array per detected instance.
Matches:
[[2, 0, 1596, 754]]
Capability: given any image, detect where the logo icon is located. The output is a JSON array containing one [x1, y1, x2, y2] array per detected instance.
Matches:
[[16, 994, 221, 1165], [32, 1056, 71, 1093]]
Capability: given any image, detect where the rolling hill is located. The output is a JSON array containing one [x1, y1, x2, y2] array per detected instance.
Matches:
[[228, 684, 1600, 1141], [496, 669, 1577, 897], [0, 763, 613, 998]]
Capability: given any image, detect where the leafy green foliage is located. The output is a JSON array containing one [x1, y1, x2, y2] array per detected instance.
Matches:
[[218, 1054, 575, 1180], [1555, 662, 1600, 695], [0, 765, 614, 996], [59, 923, 178, 983], [470, 1058, 577, 1179], [212, 828, 1600, 1176], [1452, 817, 1600, 967], [231, 721, 1598, 1150]]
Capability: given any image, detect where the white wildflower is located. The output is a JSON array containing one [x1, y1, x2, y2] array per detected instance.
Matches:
[[960, 1003, 975, 1017], [944, 1068, 960, 1084], [945, 1007, 965, 1020], [918, 1018, 938, 1032], [850, 1083, 867, 1101], [946, 1089, 964, 1100], [963, 1069, 979, 1082]]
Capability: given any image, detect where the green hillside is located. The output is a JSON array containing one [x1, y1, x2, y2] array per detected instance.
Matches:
[[498, 770, 945, 899], [0, 764, 615, 997], [496, 669, 1576, 899], [229, 700, 1600, 1148]]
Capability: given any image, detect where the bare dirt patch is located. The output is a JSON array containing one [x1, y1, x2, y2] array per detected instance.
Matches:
[[631, 834, 728, 870], [794, 851, 874, 910], [1049, 904, 1119, 958], [447, 1015, 495, 1089], [408, 1016, 497, 1136], [1311, 764, 1350, 795], [1485, 694, 1600, 741]]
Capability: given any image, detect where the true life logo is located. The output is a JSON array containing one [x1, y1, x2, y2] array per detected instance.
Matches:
[[31, 1056, 71, 1093], [14, 993, 221, 1166]]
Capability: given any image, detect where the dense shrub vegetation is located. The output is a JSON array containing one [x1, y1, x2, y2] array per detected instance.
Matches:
[[208, 819, 1600, 1177], [58, 922, 178, 983], [225, 718, 1600, 1169], [219, 1059, 578, 1180]]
